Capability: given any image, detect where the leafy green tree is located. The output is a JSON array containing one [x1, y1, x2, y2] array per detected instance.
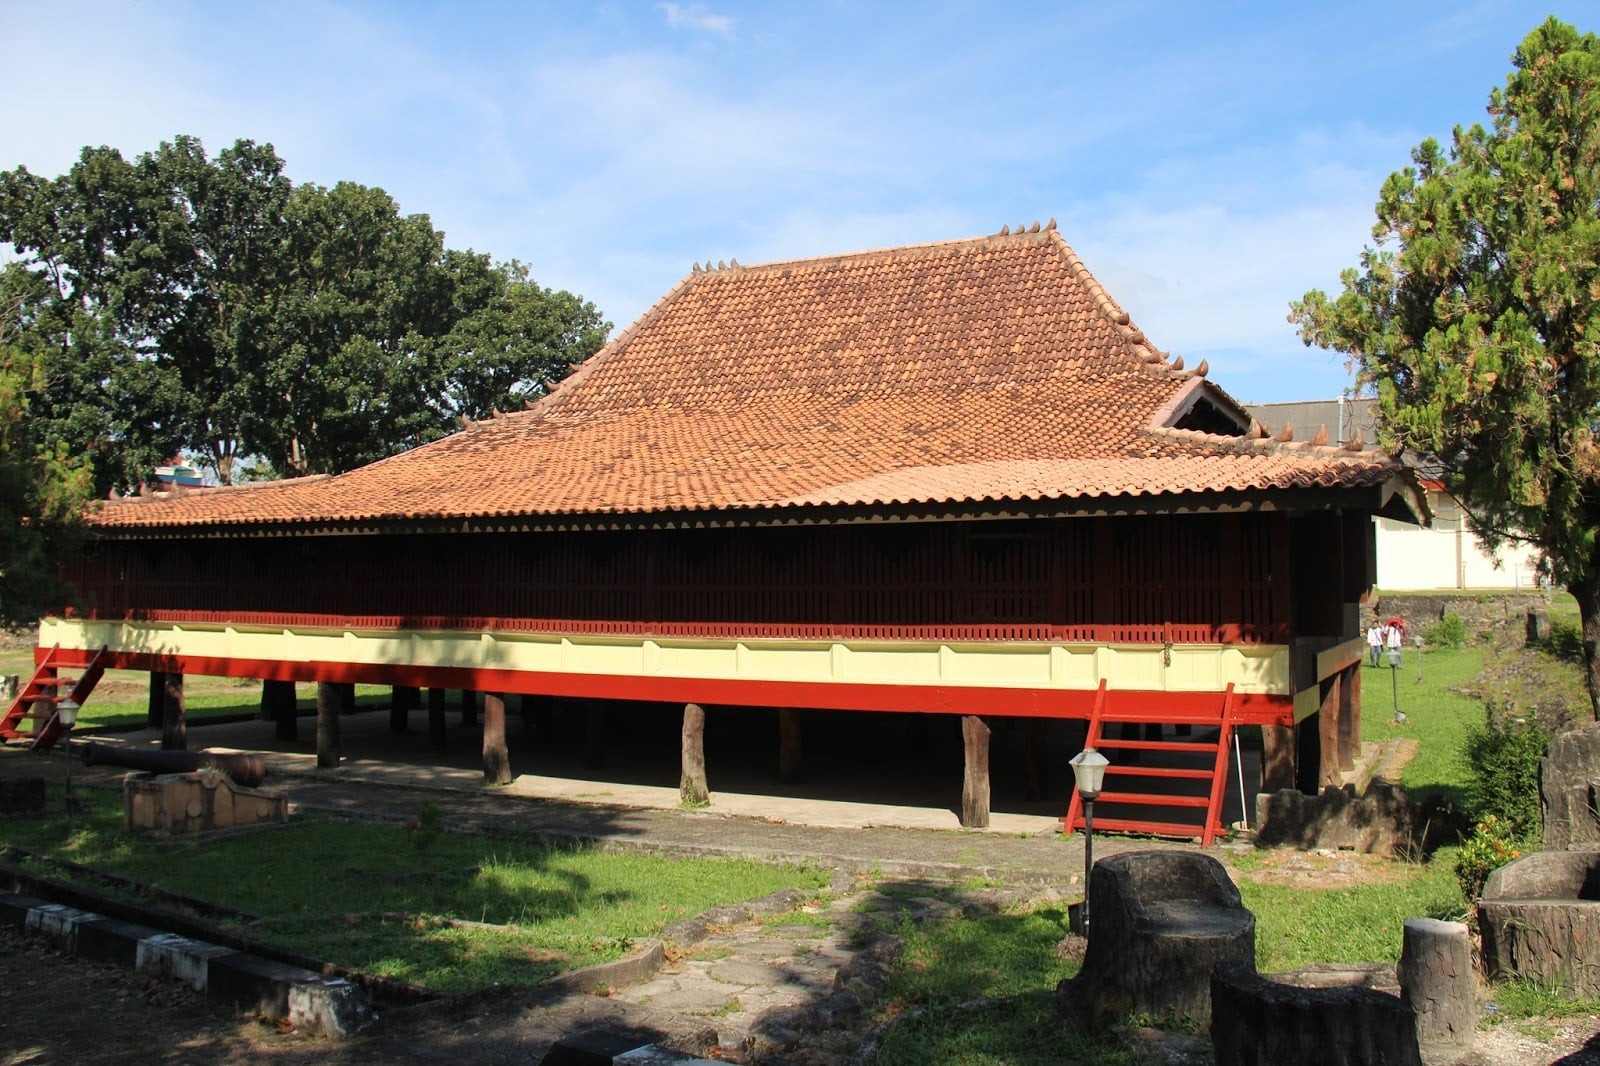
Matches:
[[1, 136, 611, 487], [0, 287, 93, 626], [1291, 17, 1600, 718]]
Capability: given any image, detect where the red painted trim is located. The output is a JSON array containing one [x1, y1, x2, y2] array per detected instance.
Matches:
[[43, 646, 1295, 726], [61, 608, 1290, 646]]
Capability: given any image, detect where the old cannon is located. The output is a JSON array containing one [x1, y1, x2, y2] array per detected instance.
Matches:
[[77, 742, 268, 789]]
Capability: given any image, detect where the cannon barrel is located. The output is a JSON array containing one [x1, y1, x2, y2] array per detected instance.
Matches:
[[77, 743, 268, 789]]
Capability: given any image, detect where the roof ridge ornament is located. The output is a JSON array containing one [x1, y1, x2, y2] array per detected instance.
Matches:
[[1274, 423, 1295, 443], [1310, 425, 1329, 446], [1343, 428, 1365, 451]]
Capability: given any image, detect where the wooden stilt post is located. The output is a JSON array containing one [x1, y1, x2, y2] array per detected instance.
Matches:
[[389, 685, 417, 734], [1260, 725, 1296, 794], [316, 681, 341, 768], [258, 681, 273, 722], [483, 693, 511, 785], [778, 707, 804, 783], [460, 689, 478, 726], [427, 687, 448, 752], [147, 671, 165, 730], [1318, 672, 1343, 788], [1339, 664, 1360, 772], [338, 682, 356, 716], [584, 703, 607, 768], [961, 715, 991, 828], [160, 673, 186, 751], [1024, 718, 1048, 801], [680, 702, 709, 806], [1294, 717, 1320, 795], [265, 679, 297, 742]]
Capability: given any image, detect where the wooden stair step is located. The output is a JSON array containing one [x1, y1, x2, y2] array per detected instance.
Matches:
[[1070, 816, 1205, 838], [1104, 765, 1214, 780], [1096, 790, 1211, 809], [1095, 738, 1220, 753]]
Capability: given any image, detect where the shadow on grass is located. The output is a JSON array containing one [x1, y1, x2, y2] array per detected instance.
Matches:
[[846, 879, 1137, 1066]]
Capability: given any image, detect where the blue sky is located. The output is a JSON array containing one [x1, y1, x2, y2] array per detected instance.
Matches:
[[0, 1, 1577, 403]]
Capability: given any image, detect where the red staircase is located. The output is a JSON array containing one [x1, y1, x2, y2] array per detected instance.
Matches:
[[1062, 682, 1239, 846], [1, 645, 108, 750]]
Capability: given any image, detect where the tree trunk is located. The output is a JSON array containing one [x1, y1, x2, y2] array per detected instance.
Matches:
[[161, 673, 186, 751], [1398, 918, 1474, 1054], [482, 693, 511, 785], [316, 681, 341, 768], [680, 703, 709, 806], [1575, 578, 1600, 721], [961, 715, 991, 828]]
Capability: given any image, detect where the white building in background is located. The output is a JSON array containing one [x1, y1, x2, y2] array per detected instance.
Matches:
[[1246, 399, 1542, 591]]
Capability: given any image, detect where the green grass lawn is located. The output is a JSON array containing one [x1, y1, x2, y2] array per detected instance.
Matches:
[[1, 790, 828, 993], [1359, 645, 1487, 806]]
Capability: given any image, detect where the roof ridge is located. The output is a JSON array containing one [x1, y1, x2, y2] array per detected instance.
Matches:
[[105, 473, 332, 505], [1145, 422, 1392, 461]]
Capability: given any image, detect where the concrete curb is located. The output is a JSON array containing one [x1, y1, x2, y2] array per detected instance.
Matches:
[[0, 891, 376, 1038]]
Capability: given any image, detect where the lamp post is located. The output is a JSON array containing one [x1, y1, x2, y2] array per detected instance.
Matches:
[[1387, 648, 1403, 724], [1069, 747, 1109, 936], [1413, 633, 1424, 683], [57, 698, 79, 823]]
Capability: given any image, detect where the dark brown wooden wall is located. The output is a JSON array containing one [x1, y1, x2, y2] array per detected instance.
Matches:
[[64, 512, 1313, 643]]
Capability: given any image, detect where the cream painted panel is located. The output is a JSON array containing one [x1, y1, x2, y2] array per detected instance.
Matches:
[[38, 619, 1293, 695], [740, 644, 835, 680], [843, 644, 943, 683], [939, 644, 1055, 685]]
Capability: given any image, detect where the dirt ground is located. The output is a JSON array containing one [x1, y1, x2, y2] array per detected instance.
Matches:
[[0, 926, 342, 1065]]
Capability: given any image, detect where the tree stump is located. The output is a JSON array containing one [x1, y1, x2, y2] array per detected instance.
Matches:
[[482, 693, 511, 785], [961, 715, 990, 828], [1210, 960, 1421, 1066], [1057, 850, 1254, 1031], [680, 703, 709, 806], [1398, 918, 1474, 1055]]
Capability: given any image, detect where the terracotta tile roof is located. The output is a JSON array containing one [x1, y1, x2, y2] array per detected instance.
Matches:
[[92, 226, 1400, 531]]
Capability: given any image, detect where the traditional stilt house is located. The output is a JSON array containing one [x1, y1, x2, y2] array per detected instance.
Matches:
[[8, 223, 1424, 841]]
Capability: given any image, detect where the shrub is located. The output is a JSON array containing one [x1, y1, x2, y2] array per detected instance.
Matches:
[[1545, 617, 1586, 664], [1461, 703, 1549, 840], [1423, 613, 1467, 649], [405, 801, 444, 852], [1454, 814, 1523, 902]]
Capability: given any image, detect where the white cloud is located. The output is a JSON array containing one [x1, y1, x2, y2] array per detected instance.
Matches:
[[659, 2, 733, 37]]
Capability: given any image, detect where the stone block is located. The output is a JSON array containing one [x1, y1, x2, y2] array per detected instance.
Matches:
[[1480, 850, 1600, 996], [123, 770, 287, 834], [1541, 723, 1600, 851], [1254, 781, 1415, 855]]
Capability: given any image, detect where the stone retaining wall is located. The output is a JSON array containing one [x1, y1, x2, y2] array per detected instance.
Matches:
[[1372, 593, 1550, 642]]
